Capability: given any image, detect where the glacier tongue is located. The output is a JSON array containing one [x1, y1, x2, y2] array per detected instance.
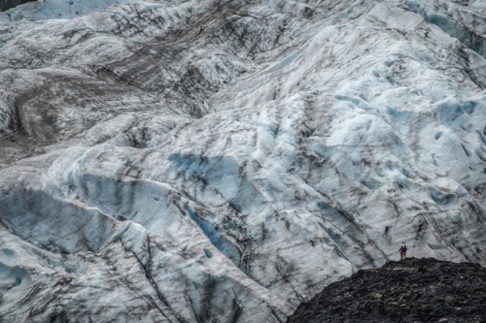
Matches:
[[1, 0, 486, 321]]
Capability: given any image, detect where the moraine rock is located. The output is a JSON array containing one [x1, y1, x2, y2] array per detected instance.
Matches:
[[0, 0, 37, 13], [288, 257, 486, 323]]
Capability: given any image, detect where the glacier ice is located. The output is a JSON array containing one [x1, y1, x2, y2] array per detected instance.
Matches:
[[1, 0, 486, 321]]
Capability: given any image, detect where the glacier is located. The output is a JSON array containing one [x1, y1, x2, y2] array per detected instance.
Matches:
[[1, 0, 486, 322]]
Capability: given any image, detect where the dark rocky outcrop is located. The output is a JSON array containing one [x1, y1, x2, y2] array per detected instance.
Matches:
[[0, 0, 36, 12], [289, 258, 486, 323]]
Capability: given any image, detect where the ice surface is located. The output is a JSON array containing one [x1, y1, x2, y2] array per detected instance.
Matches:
[[0, 0, 134, 21], [1, 0, 486, 322]]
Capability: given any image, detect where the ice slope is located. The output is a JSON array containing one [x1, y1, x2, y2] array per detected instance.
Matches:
[[0, 0, 133, 20], [1, 0, 486, 322]]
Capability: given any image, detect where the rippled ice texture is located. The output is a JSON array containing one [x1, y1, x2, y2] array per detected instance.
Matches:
[[1, 0, 486, 322]]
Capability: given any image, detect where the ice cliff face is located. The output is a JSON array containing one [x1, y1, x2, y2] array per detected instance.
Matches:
[[1, 0, 486, 322]]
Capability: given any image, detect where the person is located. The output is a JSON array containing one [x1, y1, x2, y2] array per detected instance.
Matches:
[[399, 243, 407, 260]]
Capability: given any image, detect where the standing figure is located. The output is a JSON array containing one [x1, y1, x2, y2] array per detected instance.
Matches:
[[399, 243, 407, 260]]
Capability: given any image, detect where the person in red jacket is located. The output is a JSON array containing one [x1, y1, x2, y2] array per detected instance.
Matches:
[[399, 243, 407, 260]]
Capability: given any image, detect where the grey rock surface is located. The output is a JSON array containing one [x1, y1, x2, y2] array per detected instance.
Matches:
[[288, 257, 486, 323], [0, 0, 36, 12], [1, 0, 486, 322]]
